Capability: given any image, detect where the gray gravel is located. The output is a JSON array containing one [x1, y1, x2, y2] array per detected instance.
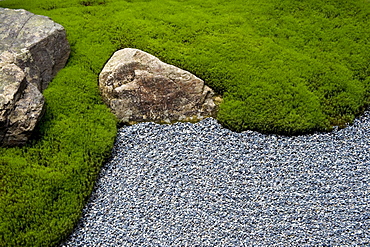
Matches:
[[61, 113, 370, 246]]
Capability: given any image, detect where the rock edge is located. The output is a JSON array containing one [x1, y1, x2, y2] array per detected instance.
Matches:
[[0, 8, 70, 146]]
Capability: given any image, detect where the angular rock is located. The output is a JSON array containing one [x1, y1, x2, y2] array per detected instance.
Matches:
[[99, 48, 218, 124], [0, 8, 70, 146]]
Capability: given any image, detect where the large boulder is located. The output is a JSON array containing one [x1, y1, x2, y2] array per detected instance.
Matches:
[[0, 8, 70, 146], [99, 48, 218, 124]]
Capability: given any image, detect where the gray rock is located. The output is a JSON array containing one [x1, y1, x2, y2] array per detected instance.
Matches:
[[99, 48, 218, 124], [0, 8, 70, 146]]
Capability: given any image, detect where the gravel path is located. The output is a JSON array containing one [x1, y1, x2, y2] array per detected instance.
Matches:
[[61, 113, 370, 246]]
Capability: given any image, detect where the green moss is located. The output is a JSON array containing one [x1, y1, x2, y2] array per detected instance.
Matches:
[[0, 0, 369, 245]]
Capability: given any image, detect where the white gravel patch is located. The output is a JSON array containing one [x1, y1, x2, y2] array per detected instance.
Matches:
[[61, 112, 370, 246]]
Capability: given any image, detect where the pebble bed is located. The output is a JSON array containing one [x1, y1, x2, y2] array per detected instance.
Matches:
[[61, 114, 370, 246]]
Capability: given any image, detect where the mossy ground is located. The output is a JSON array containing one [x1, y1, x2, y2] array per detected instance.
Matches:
[[0, 0, 369, 246]]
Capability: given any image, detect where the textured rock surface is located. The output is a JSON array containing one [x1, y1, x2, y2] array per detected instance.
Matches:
[[0, 8, 70, 146], [99, 48, 218, 124]]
